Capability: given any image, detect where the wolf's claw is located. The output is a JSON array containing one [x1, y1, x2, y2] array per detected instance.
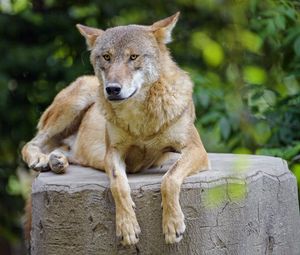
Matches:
[[116, 208, 141, 246], [163, 208, 186, 244], [29, 154, 50, 172]]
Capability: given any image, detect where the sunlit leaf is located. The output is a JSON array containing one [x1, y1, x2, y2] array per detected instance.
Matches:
[[233, 147, 252, 154], [7, 175, 22, 195], [69, 4, 98, 18], [12, 0, 28, 13], [292, 164, 300, 185], [239, 30, 263, 53], [243, 66, 267, 85], [202, 40, 224, 67], [191, 32, 224, 67], [191, 31, 210, 52]]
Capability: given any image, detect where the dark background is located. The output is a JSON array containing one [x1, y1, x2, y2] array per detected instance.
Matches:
[[0, 0, 299, 254]]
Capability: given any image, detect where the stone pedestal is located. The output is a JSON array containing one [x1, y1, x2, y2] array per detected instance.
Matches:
[[31, 154, 300, 255]]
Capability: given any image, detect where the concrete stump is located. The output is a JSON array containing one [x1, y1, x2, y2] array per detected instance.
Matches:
[[31, 153, 300, 255]]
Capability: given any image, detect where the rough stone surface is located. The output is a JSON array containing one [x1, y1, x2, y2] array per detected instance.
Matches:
[[31, 153, 300, 255]]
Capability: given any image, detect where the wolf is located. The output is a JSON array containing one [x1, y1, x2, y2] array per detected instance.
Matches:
[[22, 12, 210, 246]]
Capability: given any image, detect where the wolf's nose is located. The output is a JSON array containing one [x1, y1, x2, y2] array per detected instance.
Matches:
[[106, 84, 121, 96]]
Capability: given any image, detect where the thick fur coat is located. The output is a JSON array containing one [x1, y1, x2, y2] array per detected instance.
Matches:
[[22, 12, 209, 245]]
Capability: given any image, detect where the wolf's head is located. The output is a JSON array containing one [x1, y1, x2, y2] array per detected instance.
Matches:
[[77, 13, 179, 102]]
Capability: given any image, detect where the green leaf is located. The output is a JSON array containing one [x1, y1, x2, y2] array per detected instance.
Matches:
[[198, 91, 210, 108], [239, 30, 263, 53], [243, 66, 267, 85], [233, 147, 252, 154], [293, 36, 300, 56], [201, 112, 222, 125], [263, 89, 277, 106], [220, 117, 231, 140], [274, 14, 286, 30], [253, 121, 271, 145], [292, 164, 300, 186], [202, 40, 224, 67]]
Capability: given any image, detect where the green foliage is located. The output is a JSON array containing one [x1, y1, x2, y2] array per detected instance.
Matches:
[[0, 0, 299, 248]]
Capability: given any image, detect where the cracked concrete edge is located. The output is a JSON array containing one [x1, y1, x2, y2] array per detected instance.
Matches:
[[32, 153, 295, 195]]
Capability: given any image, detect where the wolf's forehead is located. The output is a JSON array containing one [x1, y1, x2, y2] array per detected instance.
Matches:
[[97, 25, 156, 51]]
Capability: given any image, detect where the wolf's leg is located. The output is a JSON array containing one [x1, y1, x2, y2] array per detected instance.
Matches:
[[161, 126, 210, 244], [22, 76, 99, 173], [105, 147, 141, 246]]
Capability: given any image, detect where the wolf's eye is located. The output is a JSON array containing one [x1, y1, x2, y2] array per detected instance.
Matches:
[[130, 54, 139, 61], [103, 54, 111, 61]]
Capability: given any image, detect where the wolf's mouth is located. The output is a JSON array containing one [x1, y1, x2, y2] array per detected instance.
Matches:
[[107, 89, 137, 102]]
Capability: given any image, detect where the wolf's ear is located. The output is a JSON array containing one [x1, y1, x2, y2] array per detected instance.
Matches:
[[76, 24, 104, 50], [150, 12, 180, 44]]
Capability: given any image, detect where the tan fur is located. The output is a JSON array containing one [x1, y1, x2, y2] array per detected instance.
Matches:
[[22, 12, 210, 245]]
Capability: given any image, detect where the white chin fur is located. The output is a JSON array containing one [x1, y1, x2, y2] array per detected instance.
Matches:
[[119, 71, 144, 99]]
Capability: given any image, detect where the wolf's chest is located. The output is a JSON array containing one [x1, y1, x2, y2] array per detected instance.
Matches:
[[113, 100, 165, 138], [124, 144, 161, 173]]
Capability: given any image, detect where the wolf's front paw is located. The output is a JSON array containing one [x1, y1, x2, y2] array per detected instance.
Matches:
[[116, 208, 141, 246], [29, 154, 50, 172], [163, 207, 186, 244], [49, 151, 68, 174]]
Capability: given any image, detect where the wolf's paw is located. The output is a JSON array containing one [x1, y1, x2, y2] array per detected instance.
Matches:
[[116, 209, 141, 246], [29, 154, 50, 172], [163, 208, 186, 244], [49, 151, 68, 174]]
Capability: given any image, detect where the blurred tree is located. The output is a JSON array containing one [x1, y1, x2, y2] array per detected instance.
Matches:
[[0, 0, 299, 252]]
